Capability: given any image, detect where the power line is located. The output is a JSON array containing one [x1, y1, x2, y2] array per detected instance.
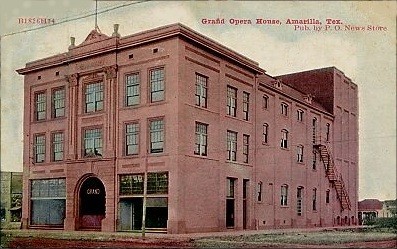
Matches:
[[1, 0, 149, 38]]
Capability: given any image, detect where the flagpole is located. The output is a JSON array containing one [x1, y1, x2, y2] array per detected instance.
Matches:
[[142, 151, 148, 239]]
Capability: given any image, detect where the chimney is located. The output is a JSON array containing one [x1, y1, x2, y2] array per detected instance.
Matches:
[[69, 37, 75, 49], [112, 24, 120, 38]]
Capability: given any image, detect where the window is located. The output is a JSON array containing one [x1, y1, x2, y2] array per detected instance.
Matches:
[[297, 109, 304, 122], [312, 188, 317, 211], [281, 102, 288, 116], [52, 132, 64, 161], [227, 86, 237, 117], [257, 181, 263, 202], [227, 130, 237, 161], [30, 178, 66, 225], [147, 172, 168, 194], [263, 123, 269, 144], [120, 174, 144, 195], [280, 129, 288, 149], [281, 185, 288, 206], [85, 82, 103, 113], [312, 151, 317, 170], [150, 119, 164, 153], [52, 88, 65, 118], [83, 128, 102, 157], [125, 123, 139, 155], [35, 92, 46, 121], [150, 68, 165, 102], [243, 134, 250, 163], [195, 122, 208, 156], [125, 73, 140, 106], [243, 92, 250, 121], [297, 145, 304, 163], [226, 178, 235, 227], [326, 123, 331, 141], [195, 74, 208, 108], [326, 189, 330, 204], [263, 95, 269, 109], [297, 187, 303, 216], [312, 118, 317, 143], [34, 134, 46, 163]]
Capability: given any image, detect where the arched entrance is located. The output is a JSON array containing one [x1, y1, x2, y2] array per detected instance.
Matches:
[[78, 177, 106, 230]]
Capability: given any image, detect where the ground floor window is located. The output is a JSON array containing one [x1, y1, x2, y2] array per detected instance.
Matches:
[[30, 178, 66, 226], [118, 172, 168, 231]]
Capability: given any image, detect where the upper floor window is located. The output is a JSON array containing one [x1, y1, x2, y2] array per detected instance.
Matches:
[[52, 132, 64, 161], [226, 86, 237, 117], [262, 123, 269, 144], [83, 128, 102, 157], [125, 73, 140, 106], [52, 88, 65, 118], [227, 130, 237, 161], [125, 123, 139, 156], [297, 145, 304, 163], [312, 188, 317, 211], [326, 123, 331, 141], [195, 122, 208, 156], [312, 151, 317, 170], [35, 92, 46, 121], [297, 109, 304, 122], [281, 129, 288, 149], [149, 119, 164, 153], [195, 74, 208, 108], [281, 102, 288, 116], [243, 92, 250, 121], [312, 117, 317, 143], [263, 95, 269, 109], [85, 82, 103, 113], [243, 134, 250, 163], [34, 134, 45, 163], [281, 184, 288, 206], [150, 68, 165, 102]]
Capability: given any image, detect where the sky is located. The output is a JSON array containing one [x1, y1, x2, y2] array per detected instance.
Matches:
[[0, 1, 395, 201]]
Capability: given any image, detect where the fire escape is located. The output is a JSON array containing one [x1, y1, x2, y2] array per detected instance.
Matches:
[[314, 143, 351, 211]]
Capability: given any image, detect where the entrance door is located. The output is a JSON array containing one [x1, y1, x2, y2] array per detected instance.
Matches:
[[79, 177, 106, 230], [243, 179, 249, 229], [119, 198, 143, 231]]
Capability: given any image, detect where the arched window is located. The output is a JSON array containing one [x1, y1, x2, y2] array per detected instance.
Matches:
[[312, 188, 317, 211], [325, 189, 330, 204], [297, 187, 304, 216], [281, 184, 288, 206]]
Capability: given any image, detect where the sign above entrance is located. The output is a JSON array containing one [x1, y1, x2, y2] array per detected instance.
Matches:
[[86, 188, 100, 195]]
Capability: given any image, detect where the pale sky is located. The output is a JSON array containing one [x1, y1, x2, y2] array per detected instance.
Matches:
[[1, 1, 396, 201]]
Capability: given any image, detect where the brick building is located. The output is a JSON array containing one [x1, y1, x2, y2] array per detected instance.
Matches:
[[17, 23, 358, 233]]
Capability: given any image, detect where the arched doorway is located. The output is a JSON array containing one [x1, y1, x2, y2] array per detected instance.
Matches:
[[78, 177, 106, 230]]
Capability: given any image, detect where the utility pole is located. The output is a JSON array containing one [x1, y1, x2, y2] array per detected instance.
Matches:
[[95, 0, 98, 30], [141, 151, 148, 238]]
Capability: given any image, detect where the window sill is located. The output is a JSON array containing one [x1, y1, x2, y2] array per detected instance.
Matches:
[[51, 116, 67, 121], [280, 147, 289, 151], [81, 110, 105, 117], [280, 205, 289, 208], [122, 154, 140, 159], [296, 161, 305, 165], [262, 142, 269, 146], [225, 160, 253, 167]]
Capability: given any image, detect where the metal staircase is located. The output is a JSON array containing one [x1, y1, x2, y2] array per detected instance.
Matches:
[[314, 143, 351, 211]]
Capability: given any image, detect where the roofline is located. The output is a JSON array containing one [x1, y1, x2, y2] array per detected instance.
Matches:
[[258, 81, 334, 118], [276, 66, 357, 86], [17, 23, 266, 75]]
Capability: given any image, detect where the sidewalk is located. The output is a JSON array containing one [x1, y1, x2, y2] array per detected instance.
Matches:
[[1, 225, 367, 241]]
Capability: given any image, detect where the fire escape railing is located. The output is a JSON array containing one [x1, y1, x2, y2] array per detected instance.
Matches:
[[314, 142, 351, 211]]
